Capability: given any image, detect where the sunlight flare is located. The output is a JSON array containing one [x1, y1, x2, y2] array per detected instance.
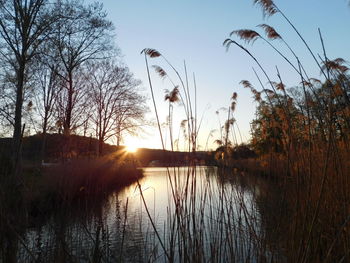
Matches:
[[126, 145, 138, 153]]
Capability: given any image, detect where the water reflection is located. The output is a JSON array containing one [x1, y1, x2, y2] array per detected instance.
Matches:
[[16, 166, 272, 262]]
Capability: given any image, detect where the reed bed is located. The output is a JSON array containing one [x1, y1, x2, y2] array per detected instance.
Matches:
[[225, 0, 349, 261], [139, 1, 350, 260], [140, 48, 273, 262]]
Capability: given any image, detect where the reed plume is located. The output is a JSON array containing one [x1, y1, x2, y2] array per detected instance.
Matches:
[[253, 0, 277, 17], [321, 58, 349, 74], [239, 80, 254, 90], [231, 92, 238, 100], [230, 29, 260, 44], [258, 24, 281, 40], [152, 65, 167, 79], [270, 81, 285, 91], [165, 87, 180, 103], [141, 48, 161, 58]]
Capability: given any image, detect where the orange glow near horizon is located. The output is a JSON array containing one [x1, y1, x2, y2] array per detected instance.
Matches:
[[126, 145, 138, 153], [124, 138, 139, 153]]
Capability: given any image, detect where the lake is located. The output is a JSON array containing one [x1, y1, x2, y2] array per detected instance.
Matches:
[[19, 166, 278, 262]]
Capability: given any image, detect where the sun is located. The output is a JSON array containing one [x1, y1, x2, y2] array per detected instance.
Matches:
[[124, 137, 141, 153], [126, 145, 138, 153]]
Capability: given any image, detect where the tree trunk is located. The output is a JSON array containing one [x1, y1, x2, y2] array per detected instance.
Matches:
[[98, 137, 103, 156], [116, 125, 121, 147], [64, 71, 73, 135], [12, 61, 26, 177], [41, 114, 48, 163]]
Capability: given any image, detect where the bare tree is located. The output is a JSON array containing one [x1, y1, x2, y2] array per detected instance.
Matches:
[[0, 70, 16, 133], [0, 0, 58, 172], [114, 92, 148, 147], [55, 65, 87, 134], [33, 62, 60, 135], [52, 0, 114, 135], [85, 60, 147, 155], [30, 52, 62, 160], [0, 63, 36, 137]]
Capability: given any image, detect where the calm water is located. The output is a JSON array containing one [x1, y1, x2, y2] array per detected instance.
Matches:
[[19, 166, 270, 262]]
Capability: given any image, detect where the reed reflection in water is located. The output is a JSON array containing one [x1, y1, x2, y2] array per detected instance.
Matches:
[[17, 166, 275, 262]]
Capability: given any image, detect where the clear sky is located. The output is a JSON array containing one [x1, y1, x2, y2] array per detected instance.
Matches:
[[95, 0, 350, 150]]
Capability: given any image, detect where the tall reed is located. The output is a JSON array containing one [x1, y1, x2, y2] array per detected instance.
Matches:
[[140, 48, 276, 262], [223, 0, 350, 261]]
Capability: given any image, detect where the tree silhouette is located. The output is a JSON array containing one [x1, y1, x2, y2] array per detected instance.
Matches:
[[0, 0, 58, 174]]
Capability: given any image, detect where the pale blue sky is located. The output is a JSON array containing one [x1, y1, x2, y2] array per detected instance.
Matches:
[[96, 0, 350, 150]]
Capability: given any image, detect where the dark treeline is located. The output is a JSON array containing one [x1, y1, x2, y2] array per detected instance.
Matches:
[[0, 134, 214, 167], [0, 134, 117, 162]]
